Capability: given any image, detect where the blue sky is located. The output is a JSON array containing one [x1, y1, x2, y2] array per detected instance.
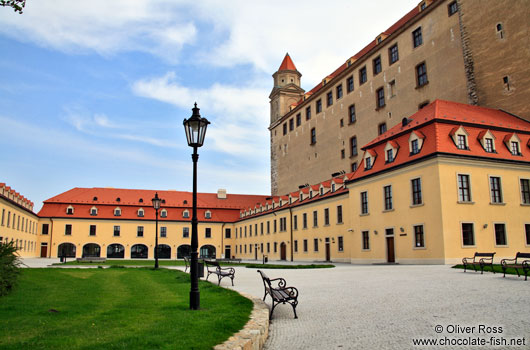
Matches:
[[0, 0, 418, 211]]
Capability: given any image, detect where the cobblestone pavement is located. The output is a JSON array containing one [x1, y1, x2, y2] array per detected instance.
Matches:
[[221, 264, 529, 350], [20, 259, 530, 349]]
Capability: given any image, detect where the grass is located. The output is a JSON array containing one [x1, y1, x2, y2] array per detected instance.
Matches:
[[245, 263, 334, 269], [452, 264, 526, 276], [0, 268, 253, 350]]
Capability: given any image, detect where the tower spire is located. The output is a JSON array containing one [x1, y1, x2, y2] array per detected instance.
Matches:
[[278, 53, 297, 71]]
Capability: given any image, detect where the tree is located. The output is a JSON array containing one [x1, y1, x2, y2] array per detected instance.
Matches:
[[0, 0, 26, 14], [0, 241, 21, 296]]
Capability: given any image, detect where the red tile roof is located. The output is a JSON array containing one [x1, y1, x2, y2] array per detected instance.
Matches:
[[278, 53, 297, 71], [351, 100, 530, 182]]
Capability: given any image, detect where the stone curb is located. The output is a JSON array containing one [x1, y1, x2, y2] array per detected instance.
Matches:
[[214, 292, 270, 350]]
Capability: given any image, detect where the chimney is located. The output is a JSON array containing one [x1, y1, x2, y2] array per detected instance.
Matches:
[[217, 189, 227, 199]]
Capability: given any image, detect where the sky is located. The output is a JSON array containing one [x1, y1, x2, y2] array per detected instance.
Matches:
[[0, 0, 419, 211]]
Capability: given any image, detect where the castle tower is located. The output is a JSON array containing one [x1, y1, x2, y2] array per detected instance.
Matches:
[[269, 54, 305, 125]]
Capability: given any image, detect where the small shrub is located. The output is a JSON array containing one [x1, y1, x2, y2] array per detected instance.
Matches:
[[0, 241, 21, 296]]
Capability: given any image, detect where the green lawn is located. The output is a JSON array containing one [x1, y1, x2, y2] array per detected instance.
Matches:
[[0, 268, 252, 350], [452, 264, 526, 276]]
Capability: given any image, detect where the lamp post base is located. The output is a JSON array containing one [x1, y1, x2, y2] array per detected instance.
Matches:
[[190, 290, 200, 310]]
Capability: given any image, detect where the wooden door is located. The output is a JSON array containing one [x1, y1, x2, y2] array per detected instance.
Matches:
[[386, 237, 395, 263], [40, 244, 47, 258], [280, 243, 286, 260], [225, 246, 231, 259], [325, 243, 331, 262]]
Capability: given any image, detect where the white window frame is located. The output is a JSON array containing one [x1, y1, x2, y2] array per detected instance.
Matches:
[[488, 175, 504, 204], [520, 177, 530, 205], [460, 222, 476, 248], [412, 224, 426, 249], [410, 177, 423, 206], [456, 173, 473, 203], [493, 222, 508, 247]]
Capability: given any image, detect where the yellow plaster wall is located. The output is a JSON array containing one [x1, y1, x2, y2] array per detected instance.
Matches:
[[0, 199, 39, 257]]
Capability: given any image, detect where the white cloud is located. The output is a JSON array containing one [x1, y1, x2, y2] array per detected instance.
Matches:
[[132, 72, 270, 157]]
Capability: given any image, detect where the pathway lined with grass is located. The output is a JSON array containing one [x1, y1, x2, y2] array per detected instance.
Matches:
[[0, 268, 252, 350]]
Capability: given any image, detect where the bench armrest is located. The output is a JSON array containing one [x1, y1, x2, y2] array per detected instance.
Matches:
[[269, 277, 287, 288], [522, 260, 530, 268], [500, 258, 516, 266], [282, 286, 299, 299], [218, 266, 235, 274], [479, 257, 494, 263], [462, 257, 475, 264]]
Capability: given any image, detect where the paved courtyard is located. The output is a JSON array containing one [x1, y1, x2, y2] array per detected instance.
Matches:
[[22, 260, 529, 350]]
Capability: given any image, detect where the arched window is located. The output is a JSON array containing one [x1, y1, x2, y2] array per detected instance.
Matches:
[[66, 206, 74, 215], [156, 244, 171, 259], [183, 210, 189, 218], [131, 244, 148, 259], [160, 209, 167, 218], [137, 208, 144, 217], [82, 243, 101, 258], [58, 243, 76, 258], [114, 207, 121, 216], [205, 210, 212, 219], [107, 244, 125, 258], [90, 207, 98, 216], [199, 245, 216, 259], [177, 244, 191, 259]]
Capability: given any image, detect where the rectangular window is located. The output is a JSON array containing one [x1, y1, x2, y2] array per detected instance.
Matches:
[[65, 224, 72, 236], [303, 213, 308, 229], [274, 242, 277, 253], [525, 224, 530, 245], [244, 226, 247, 237], [327, 91, 333, 106], [490, 176, 503, 203], [485, 138, 494, 152], [413, 27, 423, 48], [310, 128, 316, 144], [386, 149, 394, 163], [138, 226, 144, 237], [205, 227, 211, 238], [416, 62, 428, 87], [267, 221, 270, 234], [89, 225, 96, 236], [389, 44, 399, 64], [336, 84, 343, 99], [337, 205, 343, 224], [411, 139, 419, 154], [347, 76, 354, 93], [350, 136, 357, 157], [159, 226, 166, 238], [389, 80, 396, 97], [414, 225, 425, 248], [349, 104, 356, 124], [313, 210, 318, 227], [376, 87, 385, 108], [521, 179, 530, 204], [372, 56, 382, 75], [361, 191, 369, 214], [283, 123, 287, 135], [267, 242, 270, 253], [362, 231, 370, 250], [338, 236, 344, 251], [458, 174, 471, 202], [260, 222, 264, 235], [303, 239, 308, 252], [462, 223, 475, 246], [316, 99, 322, 113], [511, 141, 520, 155], [324, 208, 330, 226], [293, 215, 298, 230], [306, 106, 312, 120], [274, 219, 277, 233], [1, 209, 4, 226], [448, 1, 458, 16], [296, 113, 301, 126], [294, 240, 298, 253], [384, 185, 393, 210], [365, 157, 372, 170], [183, 227, 189, 238], [313, 238, 319, 252], [494, 223, 507, 246], [114, 225, 120, 237], [359, 66, 367, 84], [249, 225, 252, 236], [225, 228, 231, 238], [341, 149, 345, 159], [411, 178, 422, 205], [289, 118, 294, 131]]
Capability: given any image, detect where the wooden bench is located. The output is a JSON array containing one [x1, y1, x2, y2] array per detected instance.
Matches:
[[205, 260, 235, 286], [462, 252, 495, 274], [501, 252, 530, 280], [215, 258, 242, 264], [76, 257, 106, 263], [257, 270, 299, 320]]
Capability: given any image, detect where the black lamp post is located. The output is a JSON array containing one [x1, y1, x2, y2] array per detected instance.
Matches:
[[183, 102, 210, 310], [152, 192, 162, 269]]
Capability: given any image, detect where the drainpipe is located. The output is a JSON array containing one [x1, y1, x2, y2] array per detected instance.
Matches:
[[49, 218, 54, 258], [289, 208, 293, 262]]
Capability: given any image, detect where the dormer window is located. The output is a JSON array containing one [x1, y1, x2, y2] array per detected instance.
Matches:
[[478, 130, 496, 153], [451, 126, 469, 150], [137, 208, 144, 217], [114, 207, 121, 216], [139, 198, 143, 203], [279, 199, 282, 206], [309, 190, 313, 198], [365, 157, 372, 170], [387, 149, 394, 163], [384, 141, 399, 163], [332, 184, 336, 192], [205, 211, 211, 219], [511, 141, 520, 156], [411, 139, 419, 154], [457, 135, 467, 150], [504, 133, 522, 156], [93, 196, 98, 201], [299, 193, 303, 202], [116, 197, 121, 202], [160, 209, 167, 218], [320, 188, 324, 195], [183, 210, 189, 218], [90, 207, 98, 216], [66, 206, 74, 215], [485, 138, 494, 152], [364, 150, 376, 170]]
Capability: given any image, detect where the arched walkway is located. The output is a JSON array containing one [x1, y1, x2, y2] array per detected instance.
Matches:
[[82, 243, 101, 258], [157, 244, 171, 259], [107, 244, 125, 258], [200, 245, 216, 259], [177, 244, 191, 259], [58, 243, 76, 258], [131, 244, 148, 259]]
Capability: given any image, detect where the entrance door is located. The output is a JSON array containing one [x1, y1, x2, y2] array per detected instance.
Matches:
[[254, 244, 258, 260], [385, 228, 395, 263], [280, 242, 287, 260], [225, 246, 231, 259], [325, 238, 331, 262], [40, 243, 48, 258]]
